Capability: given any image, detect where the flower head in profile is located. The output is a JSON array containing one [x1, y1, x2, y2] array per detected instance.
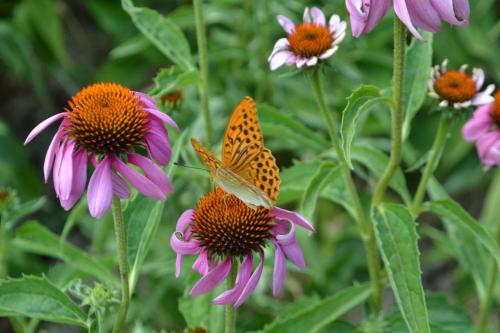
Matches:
[[268, 7, 346, 70], [463, 91, 500, 170], [428, 60, 495, 110], [25, 83, 178, 218], [161, 90, 183, 110], [170, 188, 314, 307], [345, 0, 470, 40]]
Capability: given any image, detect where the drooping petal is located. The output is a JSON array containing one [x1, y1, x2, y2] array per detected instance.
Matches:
[[176, 209, 195, 233], [112, 158, 165, 200], [127, 153, 173, 194], [235, 251, 265, 307], [472, 84, 495, 106], [190, 258, 232, 296], [277, 15, 295, 34], [144, 128, 172, 166], [270, 51, 294, 70], [462, 105, 494, 141], [310, 7, 326, 26], [87, 157, 113, 218], [143, 107, 179, 131], [268, 38, 290, 60], [431, 0, 469, 27], [192, 249, 210, 276], [275, 222, 305, 269], [213, 255, 253, 305], [477, 132, 500, 162], [346, 0, 391, 37], [60, 149, 88, 210], [170, 232, 201, 255], [43, 126, 65, 182], [58, 141, 76, 201], [175, 254, 183, 278], [394, 0, 424, 39], [111, 173, 131, 199], [273, 245, 286, 296], [24, 112, 66, 144], [404, 0, 441, 32], [271, 207, 315, 231], [134, 91, 156, 109]]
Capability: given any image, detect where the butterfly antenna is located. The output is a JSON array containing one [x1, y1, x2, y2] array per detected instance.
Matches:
[[173, 162, 209, 172]]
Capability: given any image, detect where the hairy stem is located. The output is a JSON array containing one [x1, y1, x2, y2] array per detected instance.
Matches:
[[111, 197, 130, 333], [411, 114, 450, 215], [224, 261, 238, 333], [311, 69, 382, 313], [372, 17, 406, 205], [193, 0, 213, 145]]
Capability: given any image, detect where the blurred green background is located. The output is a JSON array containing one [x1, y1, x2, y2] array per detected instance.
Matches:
[[0, 0, 499, 332]]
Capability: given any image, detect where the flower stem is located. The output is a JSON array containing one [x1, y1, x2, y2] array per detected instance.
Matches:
[[477, 223, 500, 333], [411, 114, 450, 216], [224, 261, 238, 333], [311, 69, 383, 313], [193, 0, 213, 146], [372, 16, 406, 206], [111, 197, 130, 333]]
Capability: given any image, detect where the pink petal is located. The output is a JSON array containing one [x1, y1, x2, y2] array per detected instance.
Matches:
[[277, 15, 295, 34], [462, 105, 493, 141], [87, 157, 113, 218], [235, 251, 264, 307], [143, 107, 179, 131], [310, 7, 326, 25], [273, 245, 286, 297], [127, 153, 173, 194], [112, 158, 165, 200], [275, 222, 305, 269], [170, 232, 201, 255], [404, 0, 441, 32], [213, 255, 253, 305], [145, 129, 172, 166], [271, 207, 315, 231], [60, 149, 87, 210], [192, 249, 210, 276], [431, 0, 469, 27], [58, 141, 76, 201], [190, 258, 232, 296], [43, 128, 64, 182], [176, 209, 195, 233], [111, 173, 131, 199], [477, 132, 500, 162], [269, 51, 293, 71], [134, 91, 156, 109], [176, 254, 183, 278], [394, 0, 424, 39], [24, 112, 66, 145]]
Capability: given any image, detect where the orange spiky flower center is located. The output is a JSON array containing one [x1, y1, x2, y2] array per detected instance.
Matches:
[[65, 83, 148, 154], [433, 70, 477, 103], [161, 90, 183, 106], [192, 188, 273, 257], [490, 91, 500, 126], [287, 23, 333, 58]]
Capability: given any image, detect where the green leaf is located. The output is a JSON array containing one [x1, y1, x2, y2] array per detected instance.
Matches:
[[259, 103, 330, 152], [121, 0, 193, 70], [300, 162, 338, 222], [12, 222, 118, 286], [340, 85, 384, 168], [373, 204, 430, 333], [0, 276, 87, 327], [261, 283, 370, 333], [402, 32, 433, 139], [423, 199, 500, 270], [480, 170, 500, 225], [149, 66, 200, 99], [8, 196, 46, 225], [351, 145, 411, 204]]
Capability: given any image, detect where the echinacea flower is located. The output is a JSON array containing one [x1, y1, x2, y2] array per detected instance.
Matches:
[[463, 91, 500, 170], [429, 59, 495, 109], [345, 0, 470, 39], [25, 82, 178, 218], [268, 7, 346, 70], [170, 188, 314, 307]]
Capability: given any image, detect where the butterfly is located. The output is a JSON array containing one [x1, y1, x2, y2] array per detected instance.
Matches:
[[191, 96, 280, 209]]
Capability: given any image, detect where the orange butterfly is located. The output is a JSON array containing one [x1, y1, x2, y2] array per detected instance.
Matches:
[[191, 96, 280, 209]]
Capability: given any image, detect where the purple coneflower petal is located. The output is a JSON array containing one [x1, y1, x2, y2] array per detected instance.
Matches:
[[319, 47, 338, 60], [310, 7, 326, 25], [462, 105, 493, 141], [306, 57, 318, 67], [303, 7, 311, 23], [87, 157, 113, 218], [431, 0, 469, 27], [268, 38, 289, 61], [190, 257, 232, 296], [176, 209, 195, 232], [43, 128, 64, 182], [145, 128, 172, 166], [128, 153, 172, 194], [213, 255, 253, 305], [271, 207, 315, 231], [477, 132, 500, 161], [112, 158, 165, 200], [60, 149, 87, 210], [192, 249, 210, 276], [143, 107, 179, 131], [52, 139, 67, 198], [176, 254, 183, 278], [394, 0, 423, 40], [111, 173, 130, 199], [405, 0, 441, 32], [235, 251, 265, 307], [134, 91, 157, 109], [275, 222, 305, 269], [24, 112, 66, 145], [473, 69, 485, 89], [277, 15, 295, 34], [472, 85, 496, 106], [273, 245, 286, 296], [270, 51, 294, 70], [170, 232, 201, 255], [58, 141, 76, 201]]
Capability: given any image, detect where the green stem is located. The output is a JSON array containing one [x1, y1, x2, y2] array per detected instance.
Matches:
[[193, 0, 213, 145], [311, 69, 383, 313], [477, 223, 500, 333], [411, 114, 450, 215], [111, 197, 130, 333], [372, 17, 406, 206], [224, 261, 238, 333]]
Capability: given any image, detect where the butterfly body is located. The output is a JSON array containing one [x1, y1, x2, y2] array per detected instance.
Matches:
[[191, 96, 280, 209]]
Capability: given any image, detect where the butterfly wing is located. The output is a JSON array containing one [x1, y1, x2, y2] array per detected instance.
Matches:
[[191, 138, 224, 179], [249, 148, 280, 204], [222, 96, 263, 173]]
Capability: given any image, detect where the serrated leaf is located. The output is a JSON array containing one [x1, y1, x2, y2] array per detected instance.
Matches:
[[121, 0, 193, 70], [12, 222, 118, 286], [340, 85, 384, 168], [0, 276, 87, 327], [261, 284, 370, 333], [300, 162, 338, 222], [373, 204, 430, 333], [402, 32, 433, 140], [149, 66, 200, 98], [423, 199, 500, 270]]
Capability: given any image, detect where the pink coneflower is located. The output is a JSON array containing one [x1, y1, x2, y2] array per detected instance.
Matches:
[[170, 188, 314, 307], [25, 83, 178, 218], [463, 91, 500, 170], [428, 60, 495, 110], [268, 7, 346, 70], [345, 0, 470, 40]]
